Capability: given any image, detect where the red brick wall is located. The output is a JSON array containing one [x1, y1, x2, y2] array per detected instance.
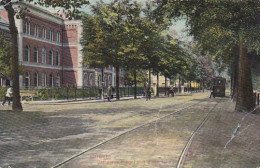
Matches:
[[23, 37, 62, 65], [63, 46, 78, 67], [23, 13, 64, 41], [63, 25, 78, 44], [63, 70, 77, 86], [22, 66, 62, 87]]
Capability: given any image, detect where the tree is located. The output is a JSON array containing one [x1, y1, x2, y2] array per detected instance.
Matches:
[[0, 0, 89, 111], [155, 0, 260, 111]]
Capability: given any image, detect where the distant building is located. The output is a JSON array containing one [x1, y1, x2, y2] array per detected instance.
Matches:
[[0, 2, 124, 88]]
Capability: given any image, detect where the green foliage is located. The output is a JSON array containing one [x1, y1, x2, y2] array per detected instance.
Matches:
[[0, 35, 11, 78]]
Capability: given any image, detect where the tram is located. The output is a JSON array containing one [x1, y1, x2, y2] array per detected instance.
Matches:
[[212, 77, 226, 97]]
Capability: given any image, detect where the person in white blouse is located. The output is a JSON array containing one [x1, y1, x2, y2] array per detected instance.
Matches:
[[2, 86, 13, 106]]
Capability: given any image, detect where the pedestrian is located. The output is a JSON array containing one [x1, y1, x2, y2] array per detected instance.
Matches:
[[209, 85, 214, 98], [2, 86, 13, 106], [146, 86, 151, 101], [107, 85, 112, 102]]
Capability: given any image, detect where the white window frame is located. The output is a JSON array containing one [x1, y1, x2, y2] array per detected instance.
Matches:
[[42, 48, 46, 64], [56, 74, 61, 87], [42, 27, 47, 39], [42, 73, 46, 87], [34, 47, 38, 63], [49, 74, 53, 87], [50, 29, 54, 41], [49, 50, 53, 65], [34, 72, 38, 87], [56, 51, 60, 66], [57, 32, 61, 43], [25, 72, 30, 87], [25, 22, 30, 35], [24, 45, 30, 62], [34, 25, 39, 37]]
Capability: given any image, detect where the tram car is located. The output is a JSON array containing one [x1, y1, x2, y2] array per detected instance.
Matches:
[[212, 77, 226, 97]]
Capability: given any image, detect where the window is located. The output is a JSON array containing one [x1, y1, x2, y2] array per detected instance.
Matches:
[[25, 72, 30, 88], [56, 52, 60, 66], [33, 47, 38, 63], [25, 22, 30, 35], [50, 29, 54, 41], [42, 27, 47, 39], [24, 45, 30, 62], [57, 32, 61, 43], [49, 50, 53, 65], [34, 25, 39, 37], [34, 73, 38, 87], [42, 48, 46, 64], [89, 74, 94, 86], [83, 73, 89, 86], [98, 75, 102, 87], [108, 75, 111, 84], [49, 74, 53, 87], [42, 73, 46, 87], [56, 74, 60, 87]]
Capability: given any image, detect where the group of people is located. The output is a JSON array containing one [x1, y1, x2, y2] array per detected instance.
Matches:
[[1, 86, 13, 106]]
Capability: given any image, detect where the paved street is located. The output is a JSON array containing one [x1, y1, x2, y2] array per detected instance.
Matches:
[[0, 93, 259, 168]]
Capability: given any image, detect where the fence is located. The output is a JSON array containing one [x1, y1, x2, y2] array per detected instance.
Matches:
[[0, 86, 145, 101]]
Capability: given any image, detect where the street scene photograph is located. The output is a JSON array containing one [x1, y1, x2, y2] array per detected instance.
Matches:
[[0, 0, 259, 168]]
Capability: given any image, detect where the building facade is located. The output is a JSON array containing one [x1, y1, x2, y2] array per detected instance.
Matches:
[[0, 2, 124, 88]]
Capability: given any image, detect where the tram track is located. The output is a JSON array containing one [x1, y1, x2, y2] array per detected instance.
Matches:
[[51, 99, 209, 168], [176, 98, 223, 168]]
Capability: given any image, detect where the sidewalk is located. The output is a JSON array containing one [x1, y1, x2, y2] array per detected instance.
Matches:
[[22, 96, 144, 105]]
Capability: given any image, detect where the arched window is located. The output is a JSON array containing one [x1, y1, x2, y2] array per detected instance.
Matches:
[[49, 74, 53, 87], [56, 51, 60, 66], [56, 74, 61, 87], [42, 73, 46, 87], [49, 50, 53, 65], [34, 72, 38, 87], [89, 74, 94, 86], [34, 47, 38, 63], [42, 27, 47, 39], [25, 72, 30, 88], [98, 75, 102, 87], [42, 48, 46, 64], [104, 76, 107, 87], [25, 22, 30, 35], [83, 73, 88, 86], [24, 45, 30, 62], [108, 75, 111, 84]]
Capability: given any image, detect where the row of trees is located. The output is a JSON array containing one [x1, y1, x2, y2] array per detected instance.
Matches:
[[81, 0, 213, 100], [0, 0, 214, 111], [155, 0, 260, 111]]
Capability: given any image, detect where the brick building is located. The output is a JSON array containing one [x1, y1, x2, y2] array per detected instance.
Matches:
[[0, 2, 125, 88]]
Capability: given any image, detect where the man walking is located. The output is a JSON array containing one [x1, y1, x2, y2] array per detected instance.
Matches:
[[146, 86, 151, 101], [2, 86, 13, 106], [107, 85, 112, 102]]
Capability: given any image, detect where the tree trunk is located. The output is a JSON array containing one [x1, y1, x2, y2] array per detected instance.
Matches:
[[101, 68, 104, 100], [156, 72, 159, 97], [4, 3, 23, 112], [230, 45, 239, 100], [116, 66, 120, 100], [179, 76, 181, 93], [235, 38, 255, 111], [134, 69, 137, 99], [165, 76, 167, 96], [148, 69, 151, 88]]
